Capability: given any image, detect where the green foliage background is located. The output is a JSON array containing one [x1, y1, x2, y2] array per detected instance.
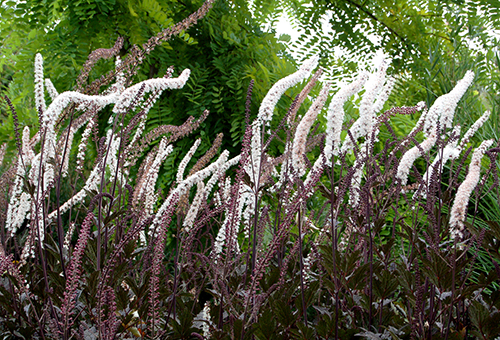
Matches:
[[2, 0, 500, 189], [0, 0, 305, 170]]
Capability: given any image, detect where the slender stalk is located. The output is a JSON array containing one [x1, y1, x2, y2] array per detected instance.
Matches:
[[444, 246, 457, 340], [54, 106, 76, 281], [297, 205, 307, 324]]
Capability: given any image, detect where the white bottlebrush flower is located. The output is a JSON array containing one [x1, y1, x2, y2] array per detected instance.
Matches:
[[63, 222, 76, 251], [324, 72, 369, 162], [193, 302, 212, 337], [304, 153, 325, 189], [205, 155, 241, 196], [371, 77, 395, 115], [139, 140, 174, 219], [21, 126, 35, 165], [349, 156, 366, 208], [458, 110, 491, 152], [256, 56, 319, 125], [114, 56, 126, 93], [183, 181, 205, 233], [60, 128, 76, 178], [212, 183, 247, 257], [422, 125, 461, 185], [44, 78, 59, 101], [449, 139, 493, 240], [341, 61, 389, 154], [149, 151, 230, 240], [113, 69, 191, 113], [127, 90, 162, 150], [423, 71, 474, 136], [396, 132, 438, 186], [76, 118, 96, 172], [0, 143, 6, 167], [48, 131, 123, 219], [34, 54, 46, 117], [247, 57, 318, 184], [177, 138, 201, 183], [6, 126, 36, 237], [292, 82, 331, 176]]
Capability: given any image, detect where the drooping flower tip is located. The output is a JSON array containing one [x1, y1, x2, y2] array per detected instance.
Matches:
[[300, 55, 320, 73]]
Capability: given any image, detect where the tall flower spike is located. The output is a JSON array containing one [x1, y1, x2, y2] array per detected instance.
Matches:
[[423, 71, 474, 136], [324, 72, 369, 162], [150, 150, 230, 239], [140, 140, 173, 219], [177, 138, 201, 183], [113, 69, 191, 113], [396, 132, 438, 186], [458, 110, 491, 152], [183, 181, 205, 232], [292, 82, 331, 176], [34, 54, 46, 117], [248, 57, 318, 183], [45, 78, 59, 101], [449, 139, 493, 240], [397, 72, 474, 186], [341, 60, 389, 154], [0, 143, 6, 167], [256, 56, 319, 125], [422, 125, 461, 185]]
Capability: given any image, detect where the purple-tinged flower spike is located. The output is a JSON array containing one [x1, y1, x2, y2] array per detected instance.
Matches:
[[292, 82, 331, 176], [398, 102, 427, 146], [60, 213, 94, 329], [149, 194, 178, 333], [324, 72, 369, 162], [423, 71, 474, 136], [449, 139, 493, 241], [458, 110, 491, 152], [177, 138, 201, 183], [34, 54, 46, 119], [341, 60, 389, 154], [44, 78, 59, 101]]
